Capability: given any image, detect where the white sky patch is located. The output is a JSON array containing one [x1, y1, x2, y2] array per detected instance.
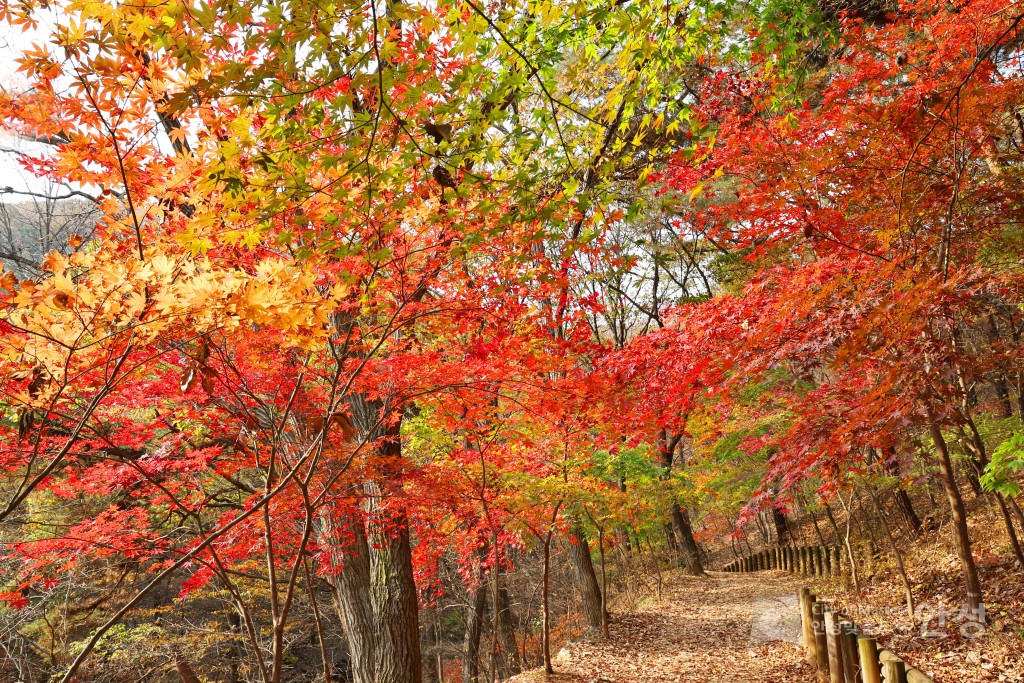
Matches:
[[1, 18, 55, 195]]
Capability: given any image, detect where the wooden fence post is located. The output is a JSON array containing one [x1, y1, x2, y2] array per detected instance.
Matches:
[[800, 589, 816, 666], [882, 657, 907, 683], [825, 609, 844, 683], [858, 636, 882, 683], [812, 601, 829, 683], [839, 621, 859, 683], [822, 546, 832, 575]]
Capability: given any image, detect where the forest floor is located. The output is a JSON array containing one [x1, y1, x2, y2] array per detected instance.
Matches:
[[508, 572, 816, 683]]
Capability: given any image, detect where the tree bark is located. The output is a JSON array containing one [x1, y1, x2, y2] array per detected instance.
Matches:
[[495, 586, 520, 678], [798, 492, 827, 546], [930, 419, 984, 618], [327, 511, 378, 683], [881, 451, 922, 537], [368, 516, 421, 683], [868, 487, 915, 622], [614, 477, 632, 552], [984, 313, 1015, 418], [772, 506, 791, 545], [995, 494, 1024, 567], [326, 395, 422, 683], [541, 535, 554, 675], [461, 569, 487, 683], [420, 608, 439, 683], [669, 504, 706, 576], [893, 487, 922, 538], [1008, 496, 1024, 538], [837, 491, 861, 593], [565, 521, 607, 634], [658, 431, 705, 576]]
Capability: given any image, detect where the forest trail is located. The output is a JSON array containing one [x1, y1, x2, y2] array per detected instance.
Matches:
[[511, 572, 817, 683]]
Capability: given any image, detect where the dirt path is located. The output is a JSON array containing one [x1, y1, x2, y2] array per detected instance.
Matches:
[[511, 572, 817, 683]]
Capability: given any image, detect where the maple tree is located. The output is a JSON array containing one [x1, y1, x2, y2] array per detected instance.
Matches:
[[641, 0, 1024, 617], [1, 0, 1024, 680]]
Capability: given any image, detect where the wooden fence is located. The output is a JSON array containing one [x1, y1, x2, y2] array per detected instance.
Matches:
[[721, 548, 933, 683], [796, 588, 934, 683], [722, 548, 932, 682], [723, 544, 843, 577]]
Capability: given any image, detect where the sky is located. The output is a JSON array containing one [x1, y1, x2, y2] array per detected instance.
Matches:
[[1, 17, 64, 197]]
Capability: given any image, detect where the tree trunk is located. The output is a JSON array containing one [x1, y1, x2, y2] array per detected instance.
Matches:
[[327, 511, 378, 683], [960, 420, 1024, 567], [495, 587, 520, 678], [985, 313, 1015, 418], [226, 611, 242, 683], [930, 419, 984, 618], [420, 607, 439, 683], [882, 451, 923, 537], [614, 477, 632, 552], [1008, 496, 1024, 538], [462, 570, 487, 683], [798, 492, 827, 546], [893, 487, 922, 538], [541, 536, 554, 675], [663, 522, 679, 552], [596, 522, 609, 639], [996, 493, 1024, 567], [868, 487, 914, 622], [669, 504, 706, 576], [772, 506, 791, 546], [327, 394, 423, 683], [823, 502, 842, 542], [366, 493, 421, 683], [837, 491, 860, 593], [565, 521, 606, 635]]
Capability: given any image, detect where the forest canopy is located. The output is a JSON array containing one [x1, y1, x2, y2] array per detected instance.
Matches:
[[0, 0, 1023, 680]]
